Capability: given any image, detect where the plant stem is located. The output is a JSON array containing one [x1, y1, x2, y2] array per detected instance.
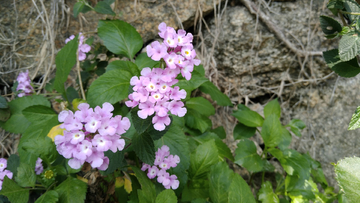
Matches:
[[77, 34, 86, 100], [340, 10, 360, 16]]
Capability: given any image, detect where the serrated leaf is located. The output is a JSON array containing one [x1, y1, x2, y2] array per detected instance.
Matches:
[[264, 99, 281, 118], [154, 123, 190, 174], [135, 53, 160, 71], [73, 2, 85, 18], [210, 126, 226, 139], [155, 190, 177, 203], [0, 96, 8, 109], [209, 162, 234, 203], [277, 128, 292, 150], [232, 108, 264, 127], [189, 139, 219, 180], [182, 179, 209, 201], [199, 81, 232, 106], [261, 114, 283, 148], [268, 148, 310, 180], [186, 97, 215, 117], [235, 139, 264, 172], [185, 109, 212, 133], [191, 132, 234, 161], [0, 177, 29, 203], [35, 191, 59, 203], [287, 119, 305, 137], [55, 177, 87, 203], [98, 20, 143, 59], [100, 150, 127, 175], [94, 1, 115, 15], [233, 122, 256, 140], [285, 176, 315, 200], [339, 34, 360, 62], [132, 167, 156, 203], [258, 181, 279, 203], [106, 60, 140, 76], [335, 157, 360, 202], [228, 173, 256, 203], [176, 71, 209, 98], [131, 107, 153, 134], [319, 16, 342, 35], [6, 154, 20, 177], [15, 163, 36, 187], [344, 0, 360, 22], [54, 35, 78, 95], [3, 95, 50, 133], [323, 49, 360, 77], [87, 69, 132, 107], [349, 106, 360, 130], [132, 132, 155, 165]]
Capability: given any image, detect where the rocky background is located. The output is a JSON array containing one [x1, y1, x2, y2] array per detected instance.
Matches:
[[1, 0, 359, 190]]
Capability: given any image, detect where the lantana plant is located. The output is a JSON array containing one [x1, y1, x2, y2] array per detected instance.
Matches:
[[0, 1, 337, 202]]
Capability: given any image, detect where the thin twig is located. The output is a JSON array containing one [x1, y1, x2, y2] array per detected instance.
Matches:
[[240, 0, 322, 57]]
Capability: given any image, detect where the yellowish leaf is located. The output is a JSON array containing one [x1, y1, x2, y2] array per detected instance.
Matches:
[[47, 124, 64, 141]]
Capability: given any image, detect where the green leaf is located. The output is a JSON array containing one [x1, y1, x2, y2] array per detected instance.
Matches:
[[268, 148, 310, 180], [0, 96, 8, 109], [35, 191, 59, 203], [182, 180, 209, 201], [3, 95, 50, 133], [15, 163, 36, 187], [209, 162, 234, 203], [199, 81, 232, 106], [185, 109, 212, 133], [0, 108, 10, 122], [132, 166, 156, 203], [94, 1, 115, 15], [154, 123, 190, 174], [146, 117, 172, 141], [228, 173, 256, 203], [210, 126, 226, 139], [323, 49, 360, 77], [100, 150, 127, 175], [176, 72, 209, 99], [135, 53, 160, 71], [232, 108, 264, 127], [277, 128, 292, 150], [285, 176, 315, 200], [335, 157, 360, 202], [189, 139, 219, 180], [344, 0, 360, 22], [55, 177, 87, 203], [258, 181, 279, 203], [286, 119, 305, 137], [349, 106, 360, 130], [132, 132, 155, 165], [319, 16, 342, 35], [73, 2, 85, 18], [327, 0, 343, 15], [155, 190, 177, 203], [186, 97, 215, 117], [303, 153, 328, 186], [194, 65, 205, 76], [98, 20, 143, 59], [235, 139, 265, 172], [54, 35, 78, 95], [106, 60, 140, 76], [0, 177, 29, 203], [339, 34, 360, 62], [131, 107, 153, 134], [6, 154, 20, 177], [261, 114, 283, 148], [233, 122, 256, 140], [87, 69, 132, 107], [264, 99, 281, 118], [191, 132, 234, 161]]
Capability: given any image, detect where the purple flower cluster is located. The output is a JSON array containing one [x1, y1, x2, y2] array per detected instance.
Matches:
[[35, 157, 44, 175], [0, 158, 13, 190], [65, 33, 91, 61], [147, 22, 201, 80], [141, 145, 180, 190], [54, 102, 131, 170], [126, 22, 201, 131], [126, 67, 187, 131], [16, 70, 34, 97]]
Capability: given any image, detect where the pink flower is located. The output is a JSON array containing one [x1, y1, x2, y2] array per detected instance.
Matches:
[[146, 41, 168, 61], [152, 115, 171, 131]]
